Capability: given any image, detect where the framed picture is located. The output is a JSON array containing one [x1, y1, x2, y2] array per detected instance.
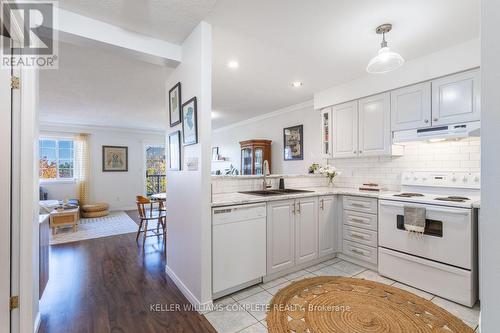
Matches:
[[169, 82, 182, 127], [212, 147, 219, 161], [283, 125, 303, 160], [182, 97, 198, 145], [168, 131, 181, 170], [102, 146, 128, 172]]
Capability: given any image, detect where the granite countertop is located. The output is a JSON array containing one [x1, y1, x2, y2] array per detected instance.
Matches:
[[39, 214, 49, 224], [211, 187, 391, 207], [473, 200, 480, 208]]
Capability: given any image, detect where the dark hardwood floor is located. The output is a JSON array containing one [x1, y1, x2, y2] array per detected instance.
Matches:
[[38, 210, 216, 333]]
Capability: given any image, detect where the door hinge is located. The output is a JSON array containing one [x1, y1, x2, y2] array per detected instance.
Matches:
[[11, 76, 20, 89], [9, 296, 19, 310]]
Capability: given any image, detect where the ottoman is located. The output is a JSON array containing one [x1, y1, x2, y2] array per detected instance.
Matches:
[[81, 203, 109, 218]]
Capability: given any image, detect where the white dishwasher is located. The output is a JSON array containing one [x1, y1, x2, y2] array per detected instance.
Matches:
[[212, 203, 266, 298]]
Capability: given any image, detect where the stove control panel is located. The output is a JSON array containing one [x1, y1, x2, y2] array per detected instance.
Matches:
[[401, 171, 480, 189]]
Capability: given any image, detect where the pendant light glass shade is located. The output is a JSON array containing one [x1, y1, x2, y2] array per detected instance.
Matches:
[[366, 46, 405, 74]]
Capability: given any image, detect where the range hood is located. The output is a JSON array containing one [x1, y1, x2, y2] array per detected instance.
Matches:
[[393, 121, 480, 143]]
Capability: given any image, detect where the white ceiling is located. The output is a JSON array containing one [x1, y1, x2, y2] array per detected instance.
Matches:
[[206, 0, 480, 128], [39, 42, 172, 131], [56, 0, 217, 44], [41, 0, 479, 130]]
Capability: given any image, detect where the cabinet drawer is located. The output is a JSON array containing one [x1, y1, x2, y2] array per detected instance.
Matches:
[[343, 226, 377, 247], [343, 240, 377, 265], [343, 210, 377, 231], [343, 196, 378, 214]]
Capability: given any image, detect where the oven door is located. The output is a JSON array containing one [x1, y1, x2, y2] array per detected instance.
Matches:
[[379, 200, 473, 269]]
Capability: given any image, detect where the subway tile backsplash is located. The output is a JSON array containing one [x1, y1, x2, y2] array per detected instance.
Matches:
[[211, 138, 480, 194], [331, 137, 480, 191]]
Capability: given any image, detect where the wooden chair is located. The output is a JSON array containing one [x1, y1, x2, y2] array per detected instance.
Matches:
[[136, 195, 166, 247]]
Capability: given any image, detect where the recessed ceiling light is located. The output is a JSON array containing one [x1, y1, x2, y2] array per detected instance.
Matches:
[[227, 60, 239, 69], [291, 81, 303, 87]]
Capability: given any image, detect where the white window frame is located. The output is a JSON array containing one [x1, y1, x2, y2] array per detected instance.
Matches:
[[39, 137, 76, 184]]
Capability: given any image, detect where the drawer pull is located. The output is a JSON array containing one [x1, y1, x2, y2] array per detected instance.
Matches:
[[351, 233, 366, 240], [350, 218, 368, 224], [351, 203, 366, 208], [351, 248, 366, 255]]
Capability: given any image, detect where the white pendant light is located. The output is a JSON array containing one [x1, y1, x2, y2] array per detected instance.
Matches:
[[366, 24, 405, 74]]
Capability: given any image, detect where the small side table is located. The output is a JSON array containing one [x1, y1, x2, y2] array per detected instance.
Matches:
[[50, 207, 80, 234]]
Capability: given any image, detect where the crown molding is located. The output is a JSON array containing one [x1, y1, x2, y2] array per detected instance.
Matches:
[[213, 99, 314, 133], [39, 121, 165, 136]]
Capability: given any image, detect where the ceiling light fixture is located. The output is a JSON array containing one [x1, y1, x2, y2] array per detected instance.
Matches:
[[227, 60, 239, 69], [291, 81, 303, 87], [366, 23, 405, 74]]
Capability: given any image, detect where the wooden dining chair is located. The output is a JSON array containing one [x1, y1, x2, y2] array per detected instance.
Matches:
[[136, 195, 166, 247]]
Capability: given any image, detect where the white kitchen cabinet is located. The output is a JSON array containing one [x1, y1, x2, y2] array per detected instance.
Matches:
[[320, 107, 333, 158], [391, 82, 432, 131], [431, 69, 480, 126], [318, 195, 336, 257], [332, 101, 358, 158], [358, 93, 391, 156], [295, 197, 318, 264], [267, 199, 295, 274]]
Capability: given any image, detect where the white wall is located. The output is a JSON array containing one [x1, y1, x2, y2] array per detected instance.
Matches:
[[479, 0, 500, 331], [39, 124, 165, 210], [314, 39, 480, 110], [165, 21, 213, 307], [212, 101, 322, 175]]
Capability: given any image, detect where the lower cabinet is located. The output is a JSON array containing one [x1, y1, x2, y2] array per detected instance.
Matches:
[[267, 196, 335, 275], [319, 195, 336, 257]]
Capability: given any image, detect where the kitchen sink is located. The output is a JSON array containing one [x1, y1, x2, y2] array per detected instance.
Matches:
[[239, 189, 314, 196]]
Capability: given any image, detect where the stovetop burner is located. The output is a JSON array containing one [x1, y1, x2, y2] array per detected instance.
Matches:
[[393, 192, 425, 198], [434, 196, 470, 202]]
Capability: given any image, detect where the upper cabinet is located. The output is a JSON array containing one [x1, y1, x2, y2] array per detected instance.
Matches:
[[332, 101, 358, 158], [332, 93, 398, 158], [391, 82, 432, 131], [239, 140, 272, 175], [320, 107, 333, 158], [390, 69, 480, 131], [431, 69, 480, 126], [358, 93, 391, 156]]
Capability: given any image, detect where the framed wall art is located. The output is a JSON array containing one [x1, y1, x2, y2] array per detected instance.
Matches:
[[102, 146, 128, 172], [283, 125, 303, 160], [168, 131, 181, 171], [169, 82, 182, 127], [182, 97, 198, 145]]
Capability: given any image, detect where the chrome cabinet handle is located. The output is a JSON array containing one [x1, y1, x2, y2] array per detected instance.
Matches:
[[320, 199, 324, 210], [433, 118, 439, 122], [351, 249, 365, 255], [292, 204, 295, 215], [424, 119, 429, 123], [359, 151, 363, 154], [351, 233, 366, 240], [297, 202, 301, 214], [353, 151, 357, 154], [351, 203, 366, 208]]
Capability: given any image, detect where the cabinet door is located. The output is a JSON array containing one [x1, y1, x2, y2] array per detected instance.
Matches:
[[318, 196, 336, 257], [358, 92, 391, 156], [332, 101, 358, 158], [391, 82, 432, 131], [241, 148, 253, 175], [431, 69, 480, 126], [267, 199, 295, 274], [254, 148, 263, 175], [295, 197, 318, 265], [320, 107, 332, 158]]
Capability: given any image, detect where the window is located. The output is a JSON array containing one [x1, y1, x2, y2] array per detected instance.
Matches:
[[145, 145, 166, 196], [39, 139, 75, 180]]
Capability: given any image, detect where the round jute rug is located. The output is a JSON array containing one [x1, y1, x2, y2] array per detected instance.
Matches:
[[266, 276, 474, 333]]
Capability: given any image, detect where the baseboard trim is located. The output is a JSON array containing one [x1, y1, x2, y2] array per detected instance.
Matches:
[[34, 312, 41, 333], [165, 265, 213, 314]]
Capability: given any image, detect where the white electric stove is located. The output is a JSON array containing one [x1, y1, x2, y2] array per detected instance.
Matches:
[[378, 171, 480, 307]]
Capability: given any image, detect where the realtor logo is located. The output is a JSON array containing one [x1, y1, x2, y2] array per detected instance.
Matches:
[[1, 1, 58, 69]]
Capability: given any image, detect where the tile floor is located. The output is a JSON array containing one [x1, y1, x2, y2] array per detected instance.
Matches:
[[204, 259, 481, 333]]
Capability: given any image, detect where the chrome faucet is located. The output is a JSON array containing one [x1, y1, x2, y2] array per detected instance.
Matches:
[[262, 160, 271, 190]]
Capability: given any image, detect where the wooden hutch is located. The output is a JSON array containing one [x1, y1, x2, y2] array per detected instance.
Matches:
[[239, 140, 272, 175]]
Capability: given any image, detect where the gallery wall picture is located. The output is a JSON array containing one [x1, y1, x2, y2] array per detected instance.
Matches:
[[182, 97, 198, 145], [169, 82, 182, 127], [168, 131, 181, 170], [283, 125, 304, 160], [102, 146, 128, 172]]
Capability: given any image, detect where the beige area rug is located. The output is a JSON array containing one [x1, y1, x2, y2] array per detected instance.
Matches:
[[267, 276, 473, 333], [50, 211, 138, 245]]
